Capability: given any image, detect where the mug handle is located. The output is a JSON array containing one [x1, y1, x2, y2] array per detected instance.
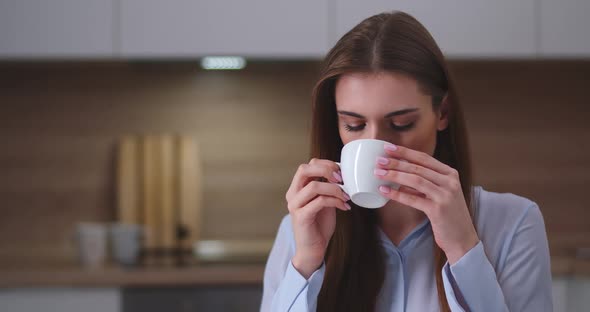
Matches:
[[337, 183, 348, 194], [334, 162, 349, 195]]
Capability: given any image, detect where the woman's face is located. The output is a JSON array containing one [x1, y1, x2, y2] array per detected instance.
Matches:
[[335, 72, 448, 156]]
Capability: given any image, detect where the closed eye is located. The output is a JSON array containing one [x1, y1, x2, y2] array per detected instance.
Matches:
[[344, 124, 365, 132], [390, 122, 415, 131], [343, 122, 415, 132]]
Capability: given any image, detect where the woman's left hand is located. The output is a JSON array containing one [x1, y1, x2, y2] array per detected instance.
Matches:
[[374, 142, 479, 265]]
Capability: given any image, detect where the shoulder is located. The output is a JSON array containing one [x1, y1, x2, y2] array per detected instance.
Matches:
[[472, 185, 541, 228], [472, 186, 546, 266]]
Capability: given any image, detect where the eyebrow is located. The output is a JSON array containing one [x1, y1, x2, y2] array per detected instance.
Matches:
[[337, 108, 419, 119]]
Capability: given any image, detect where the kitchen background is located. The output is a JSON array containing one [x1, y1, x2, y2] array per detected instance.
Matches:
[[1, 1, 589, 312]]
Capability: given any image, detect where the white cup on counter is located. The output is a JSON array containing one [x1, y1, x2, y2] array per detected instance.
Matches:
[[109, 223, 143, 267], [75, 222, 108, 269]]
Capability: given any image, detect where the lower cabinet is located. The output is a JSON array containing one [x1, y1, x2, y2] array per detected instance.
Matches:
[[0, 288, 120, 312], [4, 279, 588, 312], [0, 286, 262, 312], [122, 286, 262, 312]]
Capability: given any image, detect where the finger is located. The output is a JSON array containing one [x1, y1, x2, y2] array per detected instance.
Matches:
[[302, 159, 341, 184], [383, 143, 454, 175], [308, 158, 340, 172], [378, 185, 433, 213], [288, 161, 342, 196], [376, 156, 448, 186], [288, 181, 350, 211], [297, 196, 351, 221], [374, 168, 442, 200], [398, 185, 427, 198]]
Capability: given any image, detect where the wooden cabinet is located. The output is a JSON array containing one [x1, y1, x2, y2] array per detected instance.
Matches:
[[119, 0, 329, 58], [333, 0, 537, 58], [0, 0, 114, 58]]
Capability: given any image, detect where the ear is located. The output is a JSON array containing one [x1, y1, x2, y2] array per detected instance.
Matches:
[[436, 94, 450, 131]]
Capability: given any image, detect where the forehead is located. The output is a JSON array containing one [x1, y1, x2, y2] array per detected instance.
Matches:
[[334, 72, 430, 112]]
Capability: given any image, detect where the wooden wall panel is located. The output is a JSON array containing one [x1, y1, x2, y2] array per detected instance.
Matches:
[[452, 61, 590, 250], [0, 61, 588, 266]]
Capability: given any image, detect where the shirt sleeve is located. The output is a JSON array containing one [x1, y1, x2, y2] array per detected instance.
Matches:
[[441, 203, 553, 312], [260, 215, 326, 312]]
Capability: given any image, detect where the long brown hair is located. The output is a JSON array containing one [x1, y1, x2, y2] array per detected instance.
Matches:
[[310, 11, 474, 312]]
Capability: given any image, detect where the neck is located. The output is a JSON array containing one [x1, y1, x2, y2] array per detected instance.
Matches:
[[376, 200, 427, 246]]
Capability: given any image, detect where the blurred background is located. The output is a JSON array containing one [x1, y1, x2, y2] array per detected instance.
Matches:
[[0, 1, 589, 312]]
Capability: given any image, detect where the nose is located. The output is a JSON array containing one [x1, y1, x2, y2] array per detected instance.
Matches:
[[365, 124, 391, 142]]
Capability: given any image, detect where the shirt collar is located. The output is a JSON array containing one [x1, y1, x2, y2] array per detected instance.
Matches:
[[377, 218, 431, 252]]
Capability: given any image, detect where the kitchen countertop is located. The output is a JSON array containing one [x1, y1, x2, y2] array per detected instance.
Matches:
[[0, 256, 588, 289], [0, 264, 266, 288], [551, 256, 590, 277]]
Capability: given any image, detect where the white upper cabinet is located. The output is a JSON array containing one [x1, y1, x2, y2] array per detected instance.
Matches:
[[119, 0, 330, 58], [540, 0, 590, 57], [0, 1, 588, 60], [333, 0, 537, 58], [0, 0, 114, 58]]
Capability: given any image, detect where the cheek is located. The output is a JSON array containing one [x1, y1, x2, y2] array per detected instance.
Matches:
[[338, 127, 355, 145], [398, 123, 439, 156]]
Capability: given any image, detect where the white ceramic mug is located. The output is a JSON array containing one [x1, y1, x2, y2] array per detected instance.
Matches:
[[110, 223, 143, 267], [75, 222, 108, 269], [337, 139, 400, 208]]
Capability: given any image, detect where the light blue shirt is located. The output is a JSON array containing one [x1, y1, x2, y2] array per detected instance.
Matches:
[[260, 186, 553, 311]]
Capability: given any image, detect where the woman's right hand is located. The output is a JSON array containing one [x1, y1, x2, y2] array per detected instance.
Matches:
[[285, 158, 351, 279]]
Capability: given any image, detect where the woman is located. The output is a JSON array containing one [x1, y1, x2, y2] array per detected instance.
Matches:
[[261, 11, 552, 312]]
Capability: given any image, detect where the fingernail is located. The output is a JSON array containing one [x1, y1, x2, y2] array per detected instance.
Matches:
[[379, 185, 391, 193], [377, 156, 389, 165], [343, 192, 350, 201], [384, 143, 398, 151], [332, 171, 342, 182], [374, 169, 388, 176], [345, 203, 352, 210]]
